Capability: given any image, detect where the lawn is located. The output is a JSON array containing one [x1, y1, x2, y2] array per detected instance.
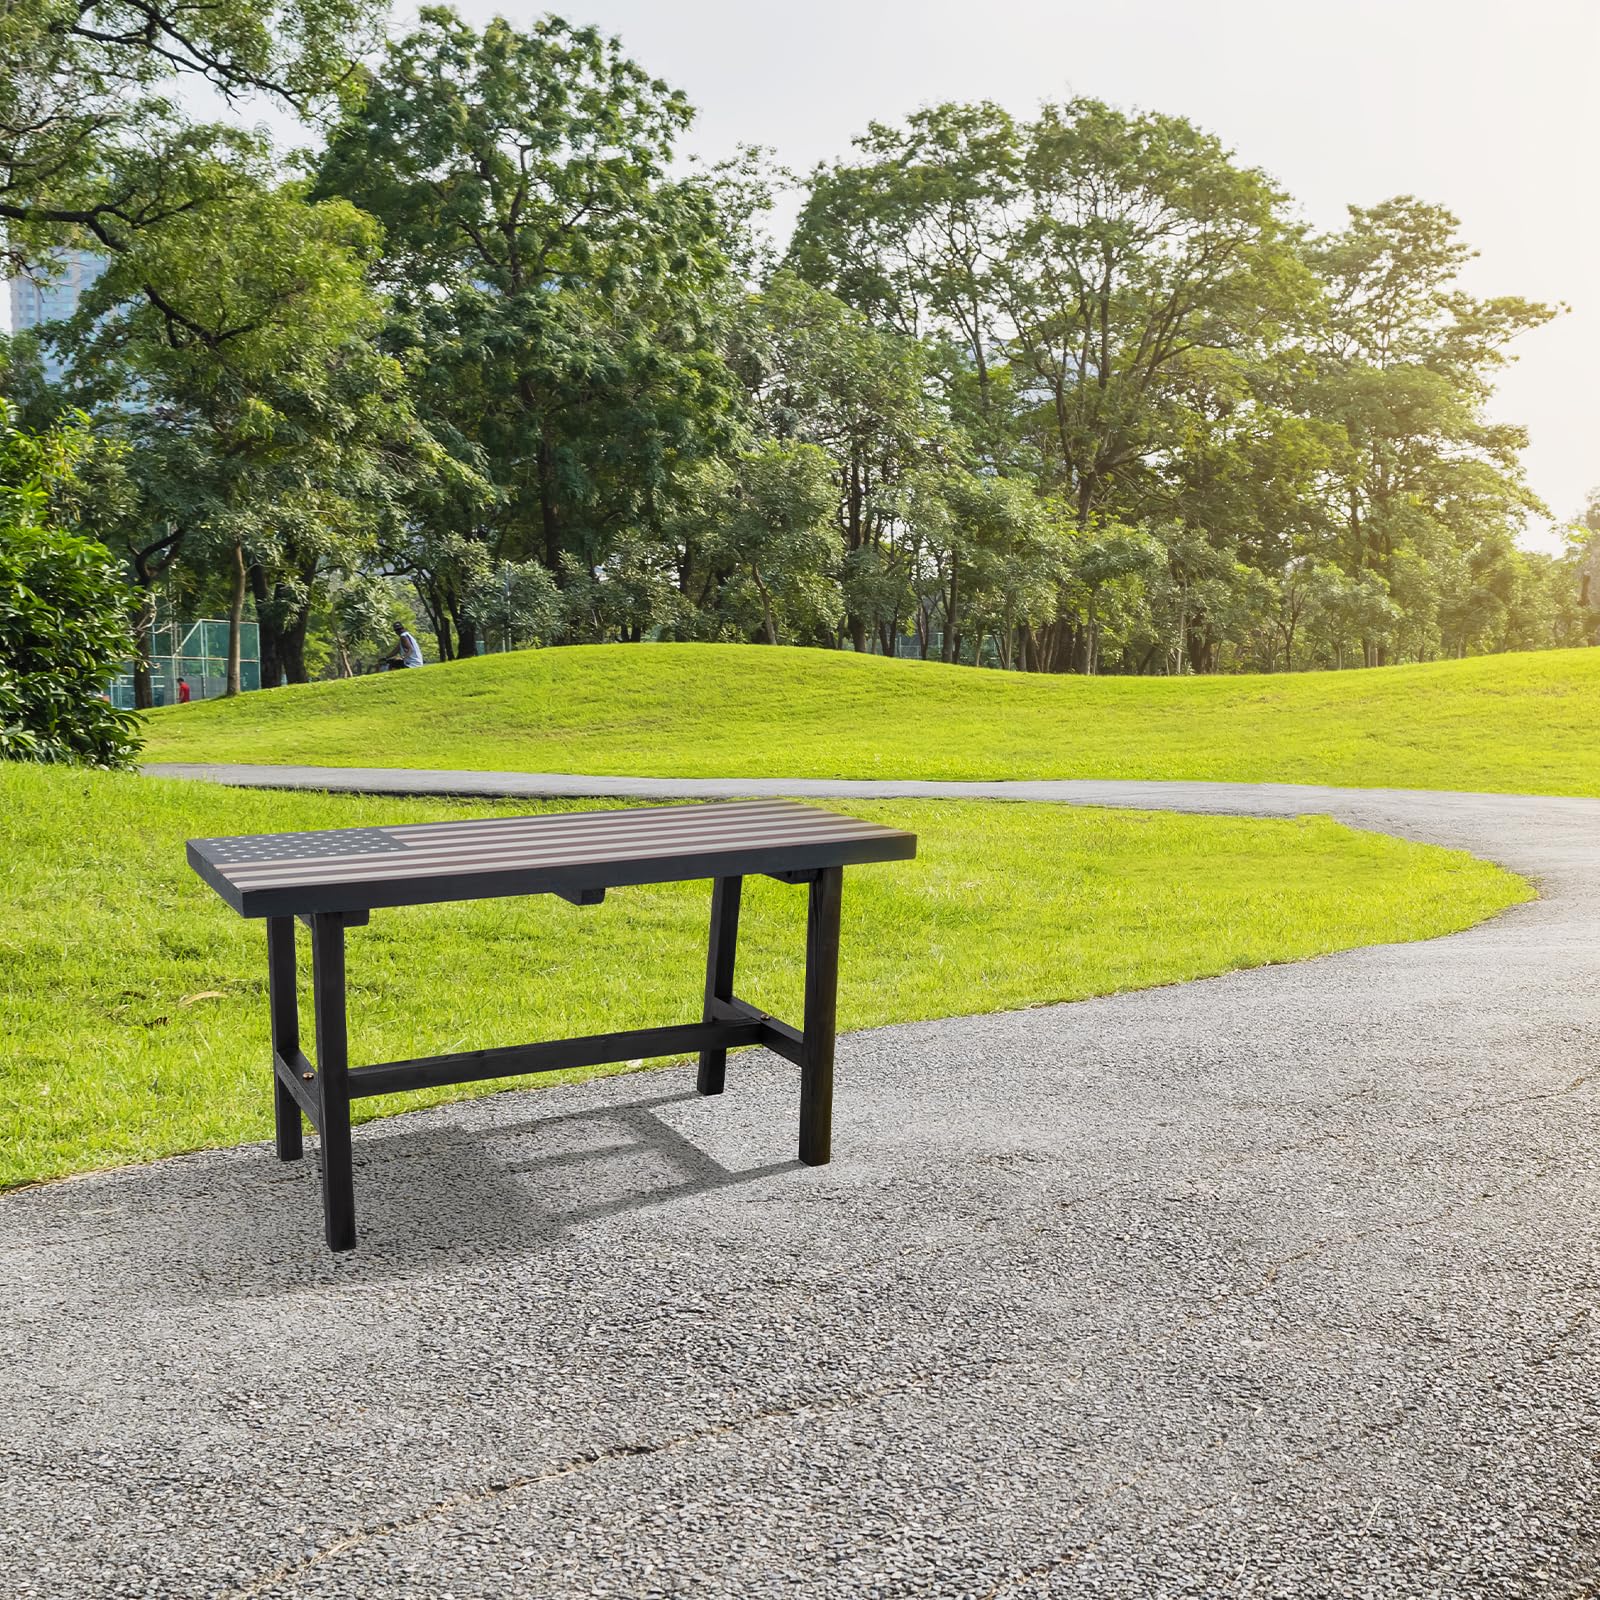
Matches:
[[0, 762, 1528, 1188], [142, 642, 1600, 797]]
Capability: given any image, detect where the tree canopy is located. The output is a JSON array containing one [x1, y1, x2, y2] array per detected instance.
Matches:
[[1, 8, 1591, 706]]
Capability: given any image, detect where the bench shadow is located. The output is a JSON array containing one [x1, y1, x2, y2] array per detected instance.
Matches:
[[133, 1086, 804, 1302]]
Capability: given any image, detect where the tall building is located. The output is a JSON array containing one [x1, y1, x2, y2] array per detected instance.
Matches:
[[7, 248, 106, 383]]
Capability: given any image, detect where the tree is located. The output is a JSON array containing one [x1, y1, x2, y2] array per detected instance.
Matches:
[[1304, 198, 1557, 659], [315, 8, 737, 609], [789, 102, 1018, 456], [472, 559, 562, 652], [789, 102, 1562, 675], [995, 101, 1310, 527], [306, 572, 394, 678], [679, 441, 841, 645], [1143, 527, 1274, 675], [789, 98, 1325, 671], [561, 533, 689, 645], [1574, 493, 1600, 639], [1055, 522, 1165, 674], [906, 468, 1059, 667], [0, 0, 381, 309], [1301, 566, 1401, 670], [9, 27, 1574, 685], [387, 527, 494, 661], [738, 273, 950, 652], [64, 178, 431, 695], [0, 403, 140, 765]]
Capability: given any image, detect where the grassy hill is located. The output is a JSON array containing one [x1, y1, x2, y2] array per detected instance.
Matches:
[[143, 642, 1600, 796]]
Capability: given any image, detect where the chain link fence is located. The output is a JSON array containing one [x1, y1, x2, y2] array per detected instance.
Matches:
[[110, 619, 261, 709]]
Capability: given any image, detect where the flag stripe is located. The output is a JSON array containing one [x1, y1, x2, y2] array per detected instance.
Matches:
[[195, 800, 912, 897], [220, 818, 896, 890]]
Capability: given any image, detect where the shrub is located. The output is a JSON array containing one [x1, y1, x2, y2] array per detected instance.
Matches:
[[0, 404, 142, 767]]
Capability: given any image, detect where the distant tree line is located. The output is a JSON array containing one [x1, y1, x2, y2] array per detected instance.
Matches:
[[3, 0, 1595, 704]]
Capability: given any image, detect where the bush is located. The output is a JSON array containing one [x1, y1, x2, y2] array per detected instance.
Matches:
[[0, 405, 142, 767]]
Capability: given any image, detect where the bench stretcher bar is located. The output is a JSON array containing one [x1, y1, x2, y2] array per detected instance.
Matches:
[[348, 1017, 769, 1099]]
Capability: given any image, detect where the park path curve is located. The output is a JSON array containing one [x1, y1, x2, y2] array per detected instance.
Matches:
[[2, 764, 1597, 1597]]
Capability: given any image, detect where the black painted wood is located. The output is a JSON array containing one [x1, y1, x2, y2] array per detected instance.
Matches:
[[187, 799, 916, 919], [349, 1017, 764, 1100], [707, 995, 804, 1068], [296, 909, 369, 931], [311, 914, 357, 1252], [191, 799, 917, 1252], [266, 918, 303, 1161], [272, 1047, 322, 1127], [799, 867, 844, 1166], [697, 876, 743, 1096]]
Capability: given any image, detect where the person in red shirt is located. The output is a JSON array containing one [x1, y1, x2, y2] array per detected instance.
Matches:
[[176, 678, 191, 704]]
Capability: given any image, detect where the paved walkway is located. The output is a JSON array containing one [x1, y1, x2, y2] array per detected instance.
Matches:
[[6, 770, 1600, 1597]]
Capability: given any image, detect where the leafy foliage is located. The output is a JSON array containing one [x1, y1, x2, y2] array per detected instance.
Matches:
[[312, 9, 737, 656], [0, 405, 140, 765], [0, 12, 1587, 682], [62, 177, 435, 697], [0, 0, 382, 278], [789, 99, 1575, 672]]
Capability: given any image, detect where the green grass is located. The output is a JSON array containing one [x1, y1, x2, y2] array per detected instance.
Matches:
[[1, 762, 1528, 1188], [142, 642, 1600, 796]]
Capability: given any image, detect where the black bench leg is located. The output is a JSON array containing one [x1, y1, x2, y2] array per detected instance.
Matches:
[[266, 917, 303, 1162], [310, 912, 357, 1252], [697, 875, 743, 1096], [799, 866, 843, 1166]]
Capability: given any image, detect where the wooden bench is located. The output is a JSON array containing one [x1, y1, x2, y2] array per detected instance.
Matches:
[[187, 799, 918, 1251]]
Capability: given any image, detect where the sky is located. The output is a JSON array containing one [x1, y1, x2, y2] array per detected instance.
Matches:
[[444, 0, 1597, 551]]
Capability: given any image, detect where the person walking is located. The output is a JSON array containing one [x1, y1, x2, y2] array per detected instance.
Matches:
[[382, 622, 425, 670], [176, 677, 191, 704]]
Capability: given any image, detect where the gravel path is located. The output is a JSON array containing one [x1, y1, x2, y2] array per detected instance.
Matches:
[[6, 769, 1599, 1598]]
